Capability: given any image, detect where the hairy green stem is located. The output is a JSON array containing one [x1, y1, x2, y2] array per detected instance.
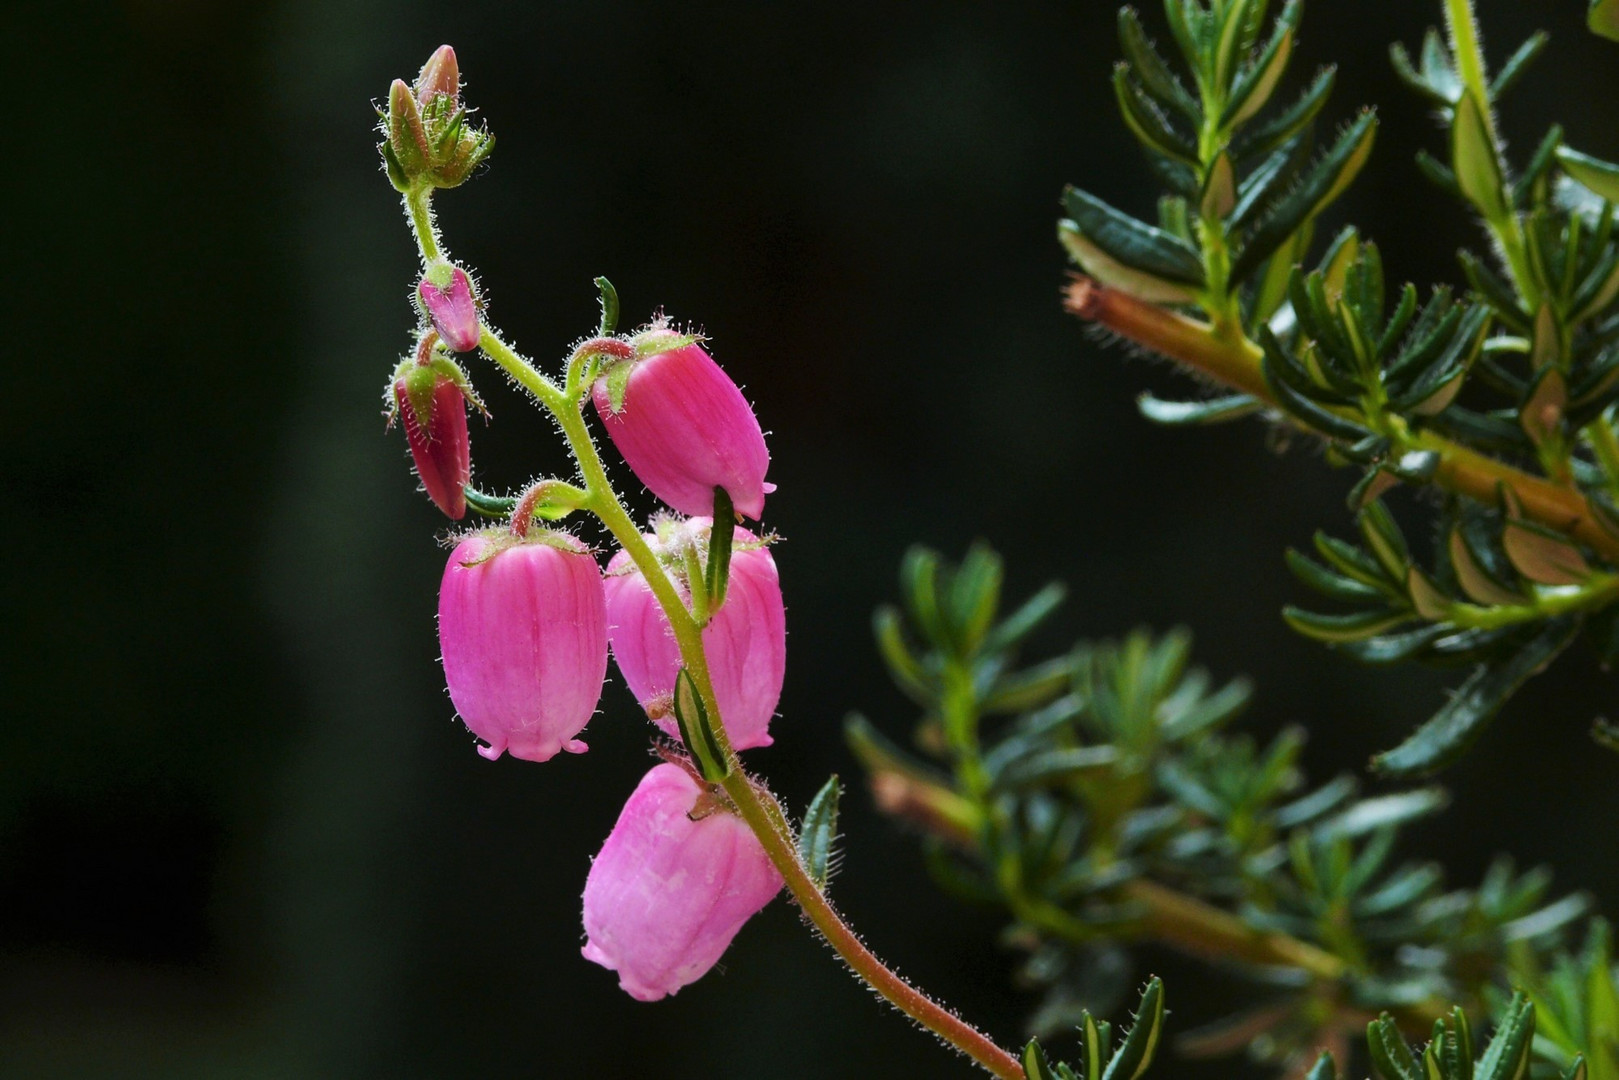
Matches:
[[460, 249, 1023, 1079]]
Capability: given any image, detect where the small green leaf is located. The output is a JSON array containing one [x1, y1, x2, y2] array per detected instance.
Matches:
[[1474, 994, 1534, 1080], [1448, 529, 1525, 606], [1591, 0, 1619, 43], [1558, 145, 1619, 204], [1502, 521, 1591, 585], [1062, 187, 1207, 285], [997, 746, 1123, 791], [1372, 618, 1581, 776], [1489, 33, 1548, 101], [1118, 7, 1199, 119], [798, 775, 842, 889], [1023, 1039, 1062, 1080], [981, 581, 1068, 655], [1223, 1, 1298, 127], [1367, 1014, 1423, 1080], [1231, 66, 1335, 161], [1285, 607, 1413, 644], [1318, 788, 1448, 838], [1231, 110, 1377, 284], [1137, 392, 1262, 425], [1287, 548, 1387, 603], [1114, 66, 1199, 165], [1453, 92, 1507, 219], [873, 605, 932, 704], [1101, 977, 1164, 1080], [1201, 151, 1236, 219], [1304, 1052, 1338, 1080], [1406, 567, 1452, 621]]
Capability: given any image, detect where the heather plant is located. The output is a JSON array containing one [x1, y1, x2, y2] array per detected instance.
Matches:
[[376, 2, 1619, 1076]]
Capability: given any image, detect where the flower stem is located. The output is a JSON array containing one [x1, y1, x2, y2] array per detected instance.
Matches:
[[472, 325, 1025, 1080], [1064, 276, 1619, 562]]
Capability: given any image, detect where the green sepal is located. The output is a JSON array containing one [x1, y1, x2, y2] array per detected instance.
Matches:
[[594, 276, 620, 336], [464, 486, 517, 518], [602, 358, 634, 413], [1230, 110, 1377, 284], [705, 487, 736, 609], [674, 669, 731, 782], [1372, 617, 1581, 776], [798, 775, 842, 889], [1062, 187, 1206, 285]]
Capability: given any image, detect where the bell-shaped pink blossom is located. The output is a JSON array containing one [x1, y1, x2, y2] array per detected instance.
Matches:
[[438, 532, 609, 761], [418, 264, 481, 352], [592, 334, 772, 519], [395, 367, 471, 519], [605, 520, 784, 751], [581, 763, 782, 1001]]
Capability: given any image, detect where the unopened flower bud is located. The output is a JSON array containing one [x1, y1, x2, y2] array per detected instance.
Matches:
[[418, 263, 481, 352], [592, 333, 773, 519], [415, 44, 459, 106], [394, 360, 472, 519], [605, 520, 783, 750], [581, 763, 782, 1000], [378, 47, 493, 190], [438, 532, 609, 762]]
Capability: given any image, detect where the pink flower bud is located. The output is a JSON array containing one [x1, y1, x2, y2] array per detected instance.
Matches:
[[438, 532, 609, 762], [604, 521, 784, 750], [415, 45, 459, 105], [395, 366, 471, 519], [581, 763, 782, 1000], [418, 264, 481, 352], [592, 336, 772, 519]]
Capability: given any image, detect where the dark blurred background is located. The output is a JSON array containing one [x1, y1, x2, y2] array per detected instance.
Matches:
[[6, 0, 1619, 1076]]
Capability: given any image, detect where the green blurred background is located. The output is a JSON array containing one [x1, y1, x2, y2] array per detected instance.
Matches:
[[6, 0, 1619, 1076]]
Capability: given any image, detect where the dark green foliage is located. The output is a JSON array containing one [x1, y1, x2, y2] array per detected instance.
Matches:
[[855, 546, 1595, 1074], [1060, 0, 1372, 317], [1062, 0, 1619, 775]]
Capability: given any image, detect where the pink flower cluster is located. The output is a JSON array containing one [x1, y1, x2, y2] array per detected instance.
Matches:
[[431, 334, 784, 1001]]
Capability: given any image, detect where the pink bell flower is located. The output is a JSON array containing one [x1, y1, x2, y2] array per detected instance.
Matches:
[[418, 264, 481, 352], [581, 763, 782, 1001], [395, 367, 471, 520], [604, 520, 784, 751], [437, 532, 609, 762], [592, 334, 772, 519]]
